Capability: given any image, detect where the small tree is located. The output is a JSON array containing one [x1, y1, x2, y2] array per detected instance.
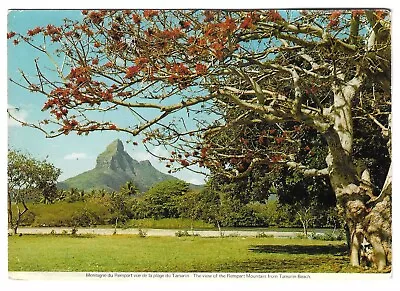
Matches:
[[8, 150, 61, 234], [132, 180, 189, 219], [109, 182, 138, 233]]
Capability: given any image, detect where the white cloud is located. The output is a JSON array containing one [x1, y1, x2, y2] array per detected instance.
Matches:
[[64, 152, 89, 160], [7, 104, 28, 127]]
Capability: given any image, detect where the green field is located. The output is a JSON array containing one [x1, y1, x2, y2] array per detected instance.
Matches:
[[8, 234, 374, 273]]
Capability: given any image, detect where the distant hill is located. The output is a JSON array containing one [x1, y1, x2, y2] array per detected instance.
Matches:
[[58, 139, 201, 193]]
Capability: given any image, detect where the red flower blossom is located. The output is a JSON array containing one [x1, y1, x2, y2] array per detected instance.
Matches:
[[105, 61, 114, 68], [328, 10, 342, 27], [88, 11, 104, 25], [352, 10, 364, 17], [180, 21, 191, 29], [204, 10, 215, 22], [61, 107, 68, 115], [329, 10, 342, 20], [109, 124, 117, 130], [195, 63, 207, 75], [94, 41, 101, 48], [171, 63, 190, 76], [221, 17, 236, 33], [188, 36, 196, 44], [27, 27, 42, 36], [240, 16, 253, 29], [101, 90, 113, 100], [132, 14, 141, 24], [211, 42, 225, 60], [134, 57, 149, 66], [92, 58, 99, 65], [275, 137, 284, 144], [266, 10, 282, 22], [375, 10, 387, 20], [143, 10, 159, 19], [270, 155, 283, 163], [180, 159, 190, 167], [200, 147, 208, 159], [328, 19, 339, 28], [125, 65, 140, 79], [7, 31, 16, 39]]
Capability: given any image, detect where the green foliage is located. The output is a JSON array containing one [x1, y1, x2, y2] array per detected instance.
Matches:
[[175, 230, 191, 237], [8, 150, 61, 203], [17, 200, 111, 227], [132, 180, 189, 219], [309, 230, 346, 241], [8, 150, 61, 232], [353, 117, 391, 193], [178, 186, 261, 227], [256, 232, 274, 238], [127, 218, 213, 229], [107, 187, 136, 224]]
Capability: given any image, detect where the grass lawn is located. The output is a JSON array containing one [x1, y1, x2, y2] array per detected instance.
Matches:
[[8, 234, 373, 273]]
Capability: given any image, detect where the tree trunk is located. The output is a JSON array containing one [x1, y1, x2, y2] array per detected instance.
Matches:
[[114, 217, 118, 235], [322, 77, 391, 271], [217, 221, 223, 237], [13, 202, 29, 235], [8, 193, 14, 232]]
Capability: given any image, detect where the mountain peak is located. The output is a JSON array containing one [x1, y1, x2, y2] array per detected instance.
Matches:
[[106, 139, 124, 153], [61, 139, 179, 192], [95, 139, 131, 171]]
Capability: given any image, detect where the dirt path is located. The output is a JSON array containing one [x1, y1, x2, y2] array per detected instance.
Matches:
[[12, 227, 308, 238]]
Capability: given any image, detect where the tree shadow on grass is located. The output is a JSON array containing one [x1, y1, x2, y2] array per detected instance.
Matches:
[[249, 244, 348, 256]]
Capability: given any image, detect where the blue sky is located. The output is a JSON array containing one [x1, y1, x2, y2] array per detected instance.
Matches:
[[7, 10, 207, 185]]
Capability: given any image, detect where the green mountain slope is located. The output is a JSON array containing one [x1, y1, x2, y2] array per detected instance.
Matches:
[[59, 139, 182, 193]]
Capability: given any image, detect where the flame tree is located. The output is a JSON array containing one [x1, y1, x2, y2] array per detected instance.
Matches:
[[8, 9, 391, 270]]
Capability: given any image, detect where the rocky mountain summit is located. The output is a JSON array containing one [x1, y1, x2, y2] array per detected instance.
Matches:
[[59, 139, 178, 192]]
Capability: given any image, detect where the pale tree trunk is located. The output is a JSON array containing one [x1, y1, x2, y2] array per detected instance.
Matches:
[[363, 117, 392, 270], [324, 76, 391, 271]]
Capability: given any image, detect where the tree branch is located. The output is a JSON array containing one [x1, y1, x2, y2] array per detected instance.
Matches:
[[286, 161, 329, 177]]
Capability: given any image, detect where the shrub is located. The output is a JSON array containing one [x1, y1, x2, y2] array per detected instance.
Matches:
[[71, 208, 102, 227], [310, 230, 346, 241], [127, 218, 213, 229], [256, 232, 274, 238], [295, 233, 307, 239], [138, 228, 147, 238], [175, 230, 190, 237]]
